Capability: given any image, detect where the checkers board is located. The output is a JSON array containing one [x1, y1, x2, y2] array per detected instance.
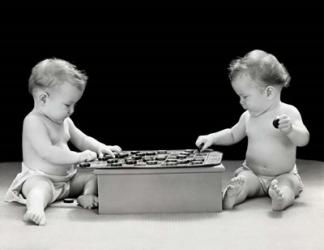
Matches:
[[78, 149, 223, 169]]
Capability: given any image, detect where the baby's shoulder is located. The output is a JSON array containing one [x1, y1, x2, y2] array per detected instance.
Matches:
[[240, 110, 250, 121], [280, 102, 300, 116], [24, 112, 42, 123], [23, 112, 46, 130]]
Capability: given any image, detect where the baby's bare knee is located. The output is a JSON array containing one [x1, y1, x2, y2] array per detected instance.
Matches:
[[22, 176, 53, 197]]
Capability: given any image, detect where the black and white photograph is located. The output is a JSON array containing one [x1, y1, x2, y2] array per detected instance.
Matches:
[[0, 7, 323, 250]]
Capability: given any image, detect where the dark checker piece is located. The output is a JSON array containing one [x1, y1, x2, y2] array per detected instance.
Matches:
[[78, 162, 91, 168], [63, 198, 74, 203], [273, 118, 280, 129], [107, 159, 118, 164], [146, 160, 158, 165]]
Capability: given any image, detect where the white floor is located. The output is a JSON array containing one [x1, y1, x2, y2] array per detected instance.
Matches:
[[1, 160, 323, 250]]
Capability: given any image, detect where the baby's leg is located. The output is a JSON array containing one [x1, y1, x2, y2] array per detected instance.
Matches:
[[223, 169, 262, 209], [69, 172, 98, 209], [269, 173, 301, 211], [22, 176, 54, 226]]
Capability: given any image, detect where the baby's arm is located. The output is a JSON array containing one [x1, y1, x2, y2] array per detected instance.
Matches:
[[24, 115, 96, 164], [196, 112, 247, 151], [67, 118, 121, 157], [276, 107, 310, 146]]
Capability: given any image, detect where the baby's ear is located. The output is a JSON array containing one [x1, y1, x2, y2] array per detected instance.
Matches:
[[38, 91, 49, 104], [265, 86, 275, 99]]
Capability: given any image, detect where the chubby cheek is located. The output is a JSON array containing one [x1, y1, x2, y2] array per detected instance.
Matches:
[[53, 108, 66, 118], [245, 101, 256, 111]]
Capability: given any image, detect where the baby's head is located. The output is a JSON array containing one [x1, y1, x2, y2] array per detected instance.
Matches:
[[29, 58, 88, 123], [228, 50, 290, 116], [228, 49, 291, 90], [29, 58, 88, 96]]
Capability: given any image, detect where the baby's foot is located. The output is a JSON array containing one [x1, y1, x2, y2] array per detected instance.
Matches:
[[223, 176, 245, 209], [77, 194, 99, 209], [269, 179, 285, 211], [23, 208, 46, 226]]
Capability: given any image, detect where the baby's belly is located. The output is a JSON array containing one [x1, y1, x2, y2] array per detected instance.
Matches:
[[245, 144, 296, 176], [24, 159, 73, 176]]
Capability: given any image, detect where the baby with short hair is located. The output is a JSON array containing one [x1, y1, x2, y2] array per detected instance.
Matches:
[[196, 50, 310, 211], [5, 58, 121, 225]]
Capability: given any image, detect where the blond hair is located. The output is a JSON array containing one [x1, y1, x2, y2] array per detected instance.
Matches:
[[229, 50, 291, 88], [28, 58, 88, 94]]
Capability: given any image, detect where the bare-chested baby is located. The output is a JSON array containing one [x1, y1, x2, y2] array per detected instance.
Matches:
[[196, 50, 309, 211], [5, 58, 121, 225]]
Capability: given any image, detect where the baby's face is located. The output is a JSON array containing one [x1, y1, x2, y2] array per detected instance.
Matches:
[[231, 74, 270, 117], [43, 83, 83, 124]]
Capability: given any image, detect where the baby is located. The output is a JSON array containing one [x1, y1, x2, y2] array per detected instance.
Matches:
[[196, 50, 310, 211], [5, 58, 121, 225]]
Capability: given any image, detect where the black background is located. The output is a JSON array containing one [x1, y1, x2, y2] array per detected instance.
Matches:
[[0, 8, 323, 162]]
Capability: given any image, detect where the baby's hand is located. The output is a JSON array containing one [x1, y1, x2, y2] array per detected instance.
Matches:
[[78, 150, 97, 163], [274, 114, 293, 134], [109, 145, 122, 153], [195, 135, 213, 151], [97, 145, 122, 158]]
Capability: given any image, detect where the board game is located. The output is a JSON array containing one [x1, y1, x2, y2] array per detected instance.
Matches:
[[78, 149, 223, 169]]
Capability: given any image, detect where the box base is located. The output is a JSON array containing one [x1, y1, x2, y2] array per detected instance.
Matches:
[[95, 165, 225, 214]]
